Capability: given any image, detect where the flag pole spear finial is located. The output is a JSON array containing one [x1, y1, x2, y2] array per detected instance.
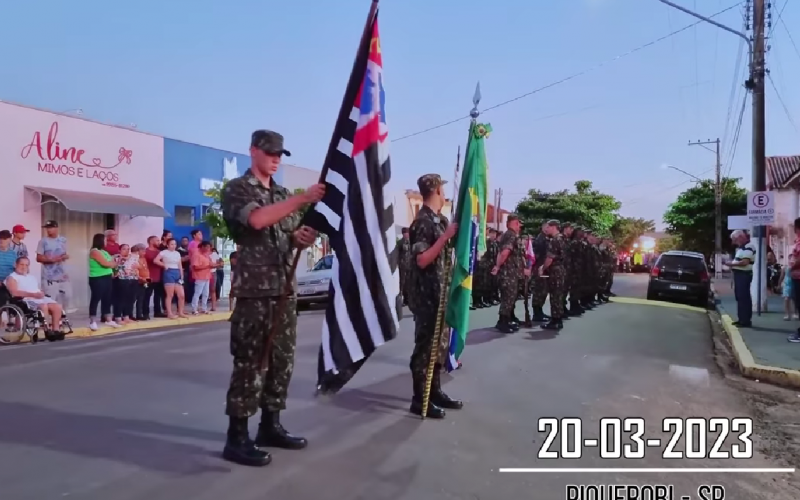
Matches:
[[470, 82, 481, 121]]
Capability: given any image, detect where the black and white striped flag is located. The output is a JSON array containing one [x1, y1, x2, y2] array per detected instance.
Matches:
[[302, 7, 401, 392]]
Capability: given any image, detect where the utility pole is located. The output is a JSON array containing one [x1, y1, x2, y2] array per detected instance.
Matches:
[[657, 0, 767, 313], [750, 0, 768, 314], [688, 138, 722, 279], [494, 188, 503, 230]]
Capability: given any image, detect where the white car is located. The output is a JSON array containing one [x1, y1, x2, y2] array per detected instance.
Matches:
[[296, 255, 334, 305]]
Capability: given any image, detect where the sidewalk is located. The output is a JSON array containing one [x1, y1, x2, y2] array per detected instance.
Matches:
[[713, 277, 800, 387], [19, 299, 234, 344]]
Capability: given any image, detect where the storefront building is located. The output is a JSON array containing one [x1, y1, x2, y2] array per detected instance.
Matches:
[[162, 139, 272, 240], [0, 101, 168, 310]]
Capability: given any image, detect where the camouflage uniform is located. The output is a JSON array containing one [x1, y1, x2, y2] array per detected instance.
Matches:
[[398, 234, 412, 304], [223, 172, 301, 418], [474, 233, 497, 306], [487, 236, 500, 303], [544, 228, 567, 326], [568, 229, 585, 310], [581, 233, 598, 305], [407, 173, 462, 418], [531, 231, 550, 317], [598, 245, 610, 298], [606, 244, 617, 294], [497, 228, 524, 320], [220, 129, 305, 467]]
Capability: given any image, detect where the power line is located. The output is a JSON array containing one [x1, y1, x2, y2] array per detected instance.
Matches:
[[779, 17, 800, 62], [393, 2, 743, 143], [767, 72, 799, 133]]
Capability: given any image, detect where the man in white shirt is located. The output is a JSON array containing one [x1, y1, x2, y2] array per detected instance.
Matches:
[[728, 230, 755, 327]]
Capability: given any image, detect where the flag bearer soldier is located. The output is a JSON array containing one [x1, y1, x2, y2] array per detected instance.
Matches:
[[568, 226, 586, 316], [407, 174, 462, 418], [220, 130, 325, 467], [531, 222, 551, 322], [398, 227, 412, 306], [491, 215, 525, 333], [538, 220, 567, 330]]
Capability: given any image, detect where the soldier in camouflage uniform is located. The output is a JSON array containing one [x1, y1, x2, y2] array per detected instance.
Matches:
[[531, 223, 550, 322], [580, 230, 598, 310], [220, 130, 326, 467], [604, 239, 617, 298], [588, 232, 603, 306], [567, 226, 586, 315], [398, 227, 412, 306], [473, 229, 497, 308], [560, 223, 574, 317], [492, 214, 525, 333], [488, 229, 501, 305], [408, 173, 462, 419], [538, 220, 567, 330]]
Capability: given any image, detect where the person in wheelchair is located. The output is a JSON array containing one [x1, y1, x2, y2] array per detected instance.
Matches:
[[4, 256, 64, 335]]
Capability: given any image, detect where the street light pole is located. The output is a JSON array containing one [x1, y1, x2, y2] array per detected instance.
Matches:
[[688, 139, 722, 279]]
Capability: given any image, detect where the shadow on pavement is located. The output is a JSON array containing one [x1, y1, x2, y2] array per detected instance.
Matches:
[[526, 329, 560, 341], [465, 328, 506, 346], [0, 401, 229, 475], [318, 373, 411, 415]]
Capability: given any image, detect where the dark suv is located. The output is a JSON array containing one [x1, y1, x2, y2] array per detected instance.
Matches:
[[646, 251, 710, 307]]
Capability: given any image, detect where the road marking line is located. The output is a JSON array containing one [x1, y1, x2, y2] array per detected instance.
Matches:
[[498, 468, 795, 473], [611, 296, 706, 312], [51, 328, 193, 350]]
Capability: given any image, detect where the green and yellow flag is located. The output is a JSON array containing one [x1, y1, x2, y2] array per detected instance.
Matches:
[[443, 122, 490, 370]]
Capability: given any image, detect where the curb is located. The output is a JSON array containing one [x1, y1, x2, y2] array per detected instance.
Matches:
[[19, 311, 231, 344], [710, 282, 800, 388]]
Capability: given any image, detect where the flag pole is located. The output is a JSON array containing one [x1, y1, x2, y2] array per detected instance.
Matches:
[[420, 83, 480, 418], [260, 0, 380, 372]]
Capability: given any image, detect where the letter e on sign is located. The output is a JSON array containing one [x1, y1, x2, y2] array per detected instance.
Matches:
[[747, 191, 775, 225]]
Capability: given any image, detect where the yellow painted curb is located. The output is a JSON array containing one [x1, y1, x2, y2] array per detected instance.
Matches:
[[17, 312, 231, 344], [717, 312, 800, 388], [610, 296, 707, 313]]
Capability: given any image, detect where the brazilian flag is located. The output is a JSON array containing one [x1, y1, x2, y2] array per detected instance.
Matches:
[[444, 122, 490, 371]]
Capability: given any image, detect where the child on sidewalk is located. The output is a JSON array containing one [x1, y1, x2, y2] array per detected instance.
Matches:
[[779, 258, 799, 320]]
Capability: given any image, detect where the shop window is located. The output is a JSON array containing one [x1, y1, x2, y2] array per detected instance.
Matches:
[[174, 205, 195, 226], [104, 214, 116, 230]]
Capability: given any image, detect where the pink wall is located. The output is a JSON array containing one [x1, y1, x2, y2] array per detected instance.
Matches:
[[0, 101, 165, 277]]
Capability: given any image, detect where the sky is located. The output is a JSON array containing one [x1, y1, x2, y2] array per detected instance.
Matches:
[[1, 0, 799, 230]]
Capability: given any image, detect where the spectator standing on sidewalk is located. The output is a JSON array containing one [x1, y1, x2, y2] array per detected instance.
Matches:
[[787, 218, 800, 343], [0, 230, 17, 282], [778, 256, 799, 321], [88, 234, 119, 330], [190, 241, 213, 314], [133, 244, 150, 320], [728, 230, 756, 328], [36, 220, 73, 313], [144, 236, 165, 318], [104, 230, 121, 256], [10, 224, 30, 258]]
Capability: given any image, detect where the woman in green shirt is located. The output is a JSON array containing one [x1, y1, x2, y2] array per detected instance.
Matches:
[[89, 233, 119, 331]]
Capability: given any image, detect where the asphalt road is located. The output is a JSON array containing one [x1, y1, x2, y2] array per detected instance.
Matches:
[[0, 274, 795, 500]]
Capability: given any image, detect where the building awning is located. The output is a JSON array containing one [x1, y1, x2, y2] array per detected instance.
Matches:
[[24, 186, 170, 218]]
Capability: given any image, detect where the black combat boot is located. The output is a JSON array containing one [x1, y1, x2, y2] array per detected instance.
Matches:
[[496, 315, 515, 333], [509, 314, 521, 331], [582, 298, 595, 310], [255, 411, 308, 449], [431, 365, 463, 410], [409, 374, 446, 418], [223, 417, 272, 467], [470, 301, 477, 311], [569, 300, 584, 316], [531, 307, 547, 322], [541, 318, 564, 330]]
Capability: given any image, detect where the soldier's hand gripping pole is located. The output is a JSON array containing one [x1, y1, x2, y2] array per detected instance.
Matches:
[[420, 247, 454, 419]]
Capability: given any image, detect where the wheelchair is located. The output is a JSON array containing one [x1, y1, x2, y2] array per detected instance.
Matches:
[[0, 286, 73, 345]]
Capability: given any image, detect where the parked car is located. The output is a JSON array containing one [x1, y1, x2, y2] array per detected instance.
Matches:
[[646, 250, 710, 307], [297, 255, 334, 306]]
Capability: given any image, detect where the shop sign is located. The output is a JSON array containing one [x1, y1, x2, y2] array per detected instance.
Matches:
[[19, 121, 134, 188]]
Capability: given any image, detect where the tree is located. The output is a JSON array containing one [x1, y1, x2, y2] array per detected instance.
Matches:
[[609, 216, 656, 250], [202, 181, 229, 240], [662, 177, 747, 257], [515, 180, 621, 235], [655, 235, 681, 253]]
